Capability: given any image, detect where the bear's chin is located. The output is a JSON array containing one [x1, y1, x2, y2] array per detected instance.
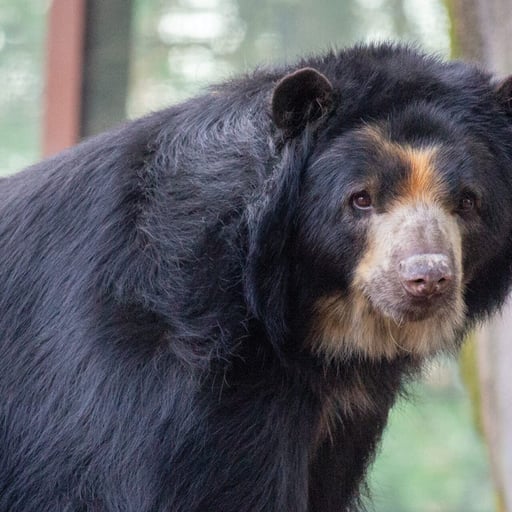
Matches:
[[373, 294, 460, 324], [312, 291, 466, 361]]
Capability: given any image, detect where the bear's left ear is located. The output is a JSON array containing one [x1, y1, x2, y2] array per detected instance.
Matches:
[[271, 67, 333, 136], [496, 75, 512, 114]]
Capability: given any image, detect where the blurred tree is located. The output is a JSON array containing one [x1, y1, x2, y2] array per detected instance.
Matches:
[[447, 1, 512, 510], [81, 0, 133, 136]]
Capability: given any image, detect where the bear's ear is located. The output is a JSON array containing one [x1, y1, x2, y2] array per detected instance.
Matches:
[[496, 75, 512, 114], [271, 67, 333, 136]]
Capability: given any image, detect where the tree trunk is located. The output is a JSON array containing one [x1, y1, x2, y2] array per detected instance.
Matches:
[[448, 2, 512, 510]]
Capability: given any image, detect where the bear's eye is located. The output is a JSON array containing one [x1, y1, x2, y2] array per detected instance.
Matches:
[[352, 191, 373, 210], [458, 192, 477, 213]]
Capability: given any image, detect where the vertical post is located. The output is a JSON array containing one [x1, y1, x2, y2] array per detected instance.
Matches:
[[42, 0, 86, 157], [42, 0, 133, 157]]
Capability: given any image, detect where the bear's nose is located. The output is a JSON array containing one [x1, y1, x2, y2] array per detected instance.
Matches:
[[398, 254, 454, 298]]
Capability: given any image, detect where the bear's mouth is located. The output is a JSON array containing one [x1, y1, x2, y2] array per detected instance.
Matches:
[[393, 296, 451, 323], [364, 278, 460, 324]]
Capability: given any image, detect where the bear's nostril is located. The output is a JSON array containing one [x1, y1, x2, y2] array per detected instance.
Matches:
[[398, 254, 454, 298], [403, 275, 451, 296]]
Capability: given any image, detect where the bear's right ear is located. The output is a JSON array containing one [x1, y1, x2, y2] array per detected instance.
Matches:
[[271, 67, 333, 137]]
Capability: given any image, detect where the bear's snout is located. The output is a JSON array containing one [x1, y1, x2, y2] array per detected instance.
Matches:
[[398, 253, 454, 298]]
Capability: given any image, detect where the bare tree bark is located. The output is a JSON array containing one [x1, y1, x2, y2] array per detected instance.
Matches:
[[448, 1, 512, 510]]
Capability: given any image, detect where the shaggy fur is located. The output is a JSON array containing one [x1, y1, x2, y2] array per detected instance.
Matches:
[[1, 44, 512, 511]]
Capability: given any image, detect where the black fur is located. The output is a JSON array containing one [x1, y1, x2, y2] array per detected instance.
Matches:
[[1, 44, 512, 511]]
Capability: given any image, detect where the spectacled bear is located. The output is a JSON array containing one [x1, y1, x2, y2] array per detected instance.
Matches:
[[1, 44, 512, 512]]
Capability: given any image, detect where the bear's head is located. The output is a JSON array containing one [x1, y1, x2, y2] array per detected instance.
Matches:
[[245, 48, 512, 363]]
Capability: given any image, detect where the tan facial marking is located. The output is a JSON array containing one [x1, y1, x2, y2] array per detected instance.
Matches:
[[400, 146, 443, 203], [361, 124, 444, 204]]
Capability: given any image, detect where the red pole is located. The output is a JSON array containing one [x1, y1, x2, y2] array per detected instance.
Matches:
[[42, 0, 86, 157]]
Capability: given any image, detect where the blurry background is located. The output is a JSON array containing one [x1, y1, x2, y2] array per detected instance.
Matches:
[[0, 0, 452, 174], [0, 1, 503, 510]]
